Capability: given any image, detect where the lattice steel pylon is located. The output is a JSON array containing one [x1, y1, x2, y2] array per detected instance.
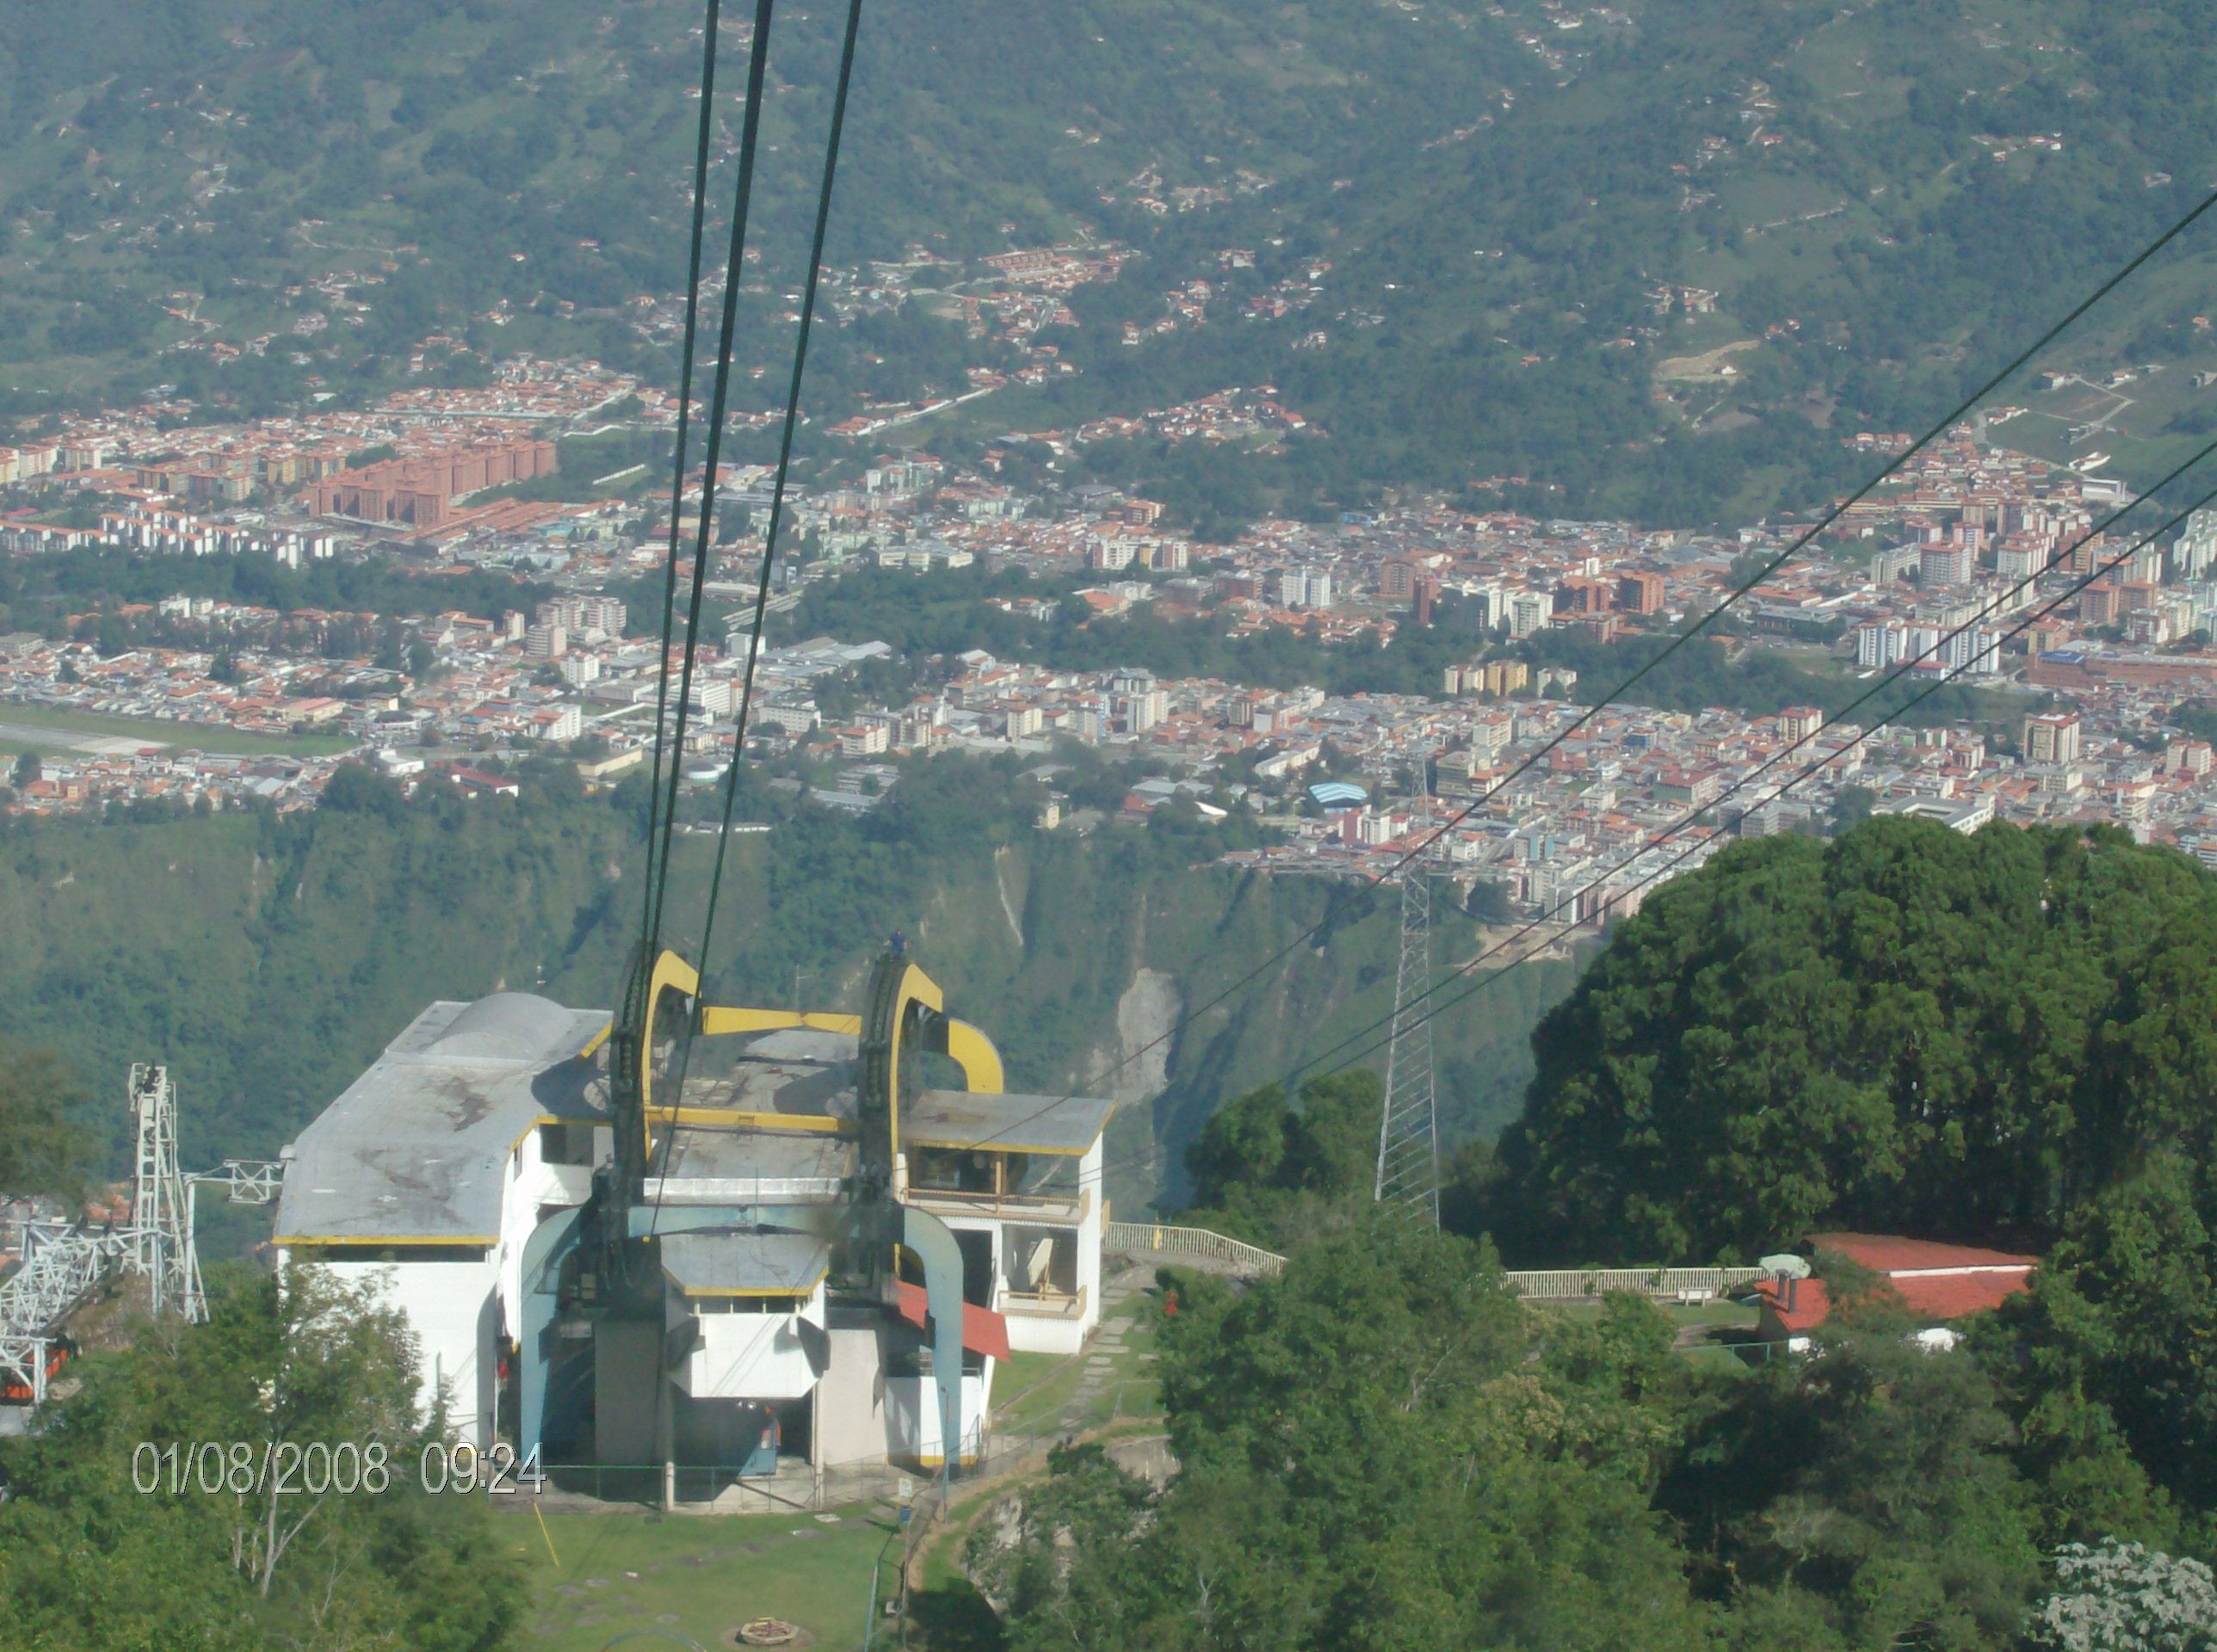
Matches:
[[1374, 774, 1441, 1226], [127, 1063, 202, 1322]]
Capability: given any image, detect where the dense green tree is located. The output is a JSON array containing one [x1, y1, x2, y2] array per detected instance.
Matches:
[[0, 1266, 523, 1651], [1179, 1071, 1380, 1248], [1977, 1153, 2217, 1529], [1660, 1322, 2047, 1651], [318, 761, 409, 821], [979, 1221, 1717, 1652], [0, 1040, 93, 1199], [1491, 818, 2217, 1262]]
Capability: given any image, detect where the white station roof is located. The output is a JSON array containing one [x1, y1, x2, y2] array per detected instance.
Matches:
[[275, 994, 610, 1244]]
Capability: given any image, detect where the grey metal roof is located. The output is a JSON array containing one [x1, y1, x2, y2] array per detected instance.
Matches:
[[660, 1229, 831, 1296], [275, 994, 611, 1242], [679, 1053, 856, 1119], [652, 1125, 855, 1205], [904, 1089, 1115, 1156], [743, 1028, 860, 1063]]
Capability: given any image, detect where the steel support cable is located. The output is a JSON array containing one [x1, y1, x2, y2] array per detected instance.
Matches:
[[628, 0, 733, 1035], [1291, 461, 2217, 1091], [645, 0, 868, 1237], [1060, 451, 2217, 1195], [922, 183, 2217, 1162], [640, 0, 781, 983]]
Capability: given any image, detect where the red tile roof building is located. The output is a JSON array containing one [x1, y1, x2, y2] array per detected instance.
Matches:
[[1756, 1231, 2036, 1341]]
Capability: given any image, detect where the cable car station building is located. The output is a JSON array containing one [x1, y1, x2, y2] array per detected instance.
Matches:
[[274, 952, 1113, 1491]]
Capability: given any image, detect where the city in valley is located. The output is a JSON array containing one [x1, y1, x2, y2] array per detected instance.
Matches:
[[4, 348, 2216, 934]]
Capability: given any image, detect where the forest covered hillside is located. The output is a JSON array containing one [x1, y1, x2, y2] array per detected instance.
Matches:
[[14, 1, 2217, 521], [0, 752, 1566, 1212]]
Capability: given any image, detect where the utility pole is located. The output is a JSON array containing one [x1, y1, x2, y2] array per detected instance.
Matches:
[[1374, 764, 1441, 1227]]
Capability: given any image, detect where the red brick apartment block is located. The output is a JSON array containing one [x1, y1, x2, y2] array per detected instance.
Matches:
[[307, 438, 557, 527]]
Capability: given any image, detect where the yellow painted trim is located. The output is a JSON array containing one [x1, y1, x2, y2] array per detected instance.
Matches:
[[942, 1020, 1004, 1094], [645, 1105, 851, 1136], [698, 1007, 863, 1038], [673, 1273, 827, 1300], [577, 1018, 614, 1059], [276, 1235, 497, 1248]]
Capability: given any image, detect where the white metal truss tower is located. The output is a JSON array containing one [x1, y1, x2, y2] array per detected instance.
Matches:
[[2, 1065, 280, 1405], [127, 1063, 202, 1322], [1374, 778, 1441, 1225]]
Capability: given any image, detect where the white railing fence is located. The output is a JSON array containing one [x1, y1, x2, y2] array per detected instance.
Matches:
[[1103, 1222, 1764, 1301]]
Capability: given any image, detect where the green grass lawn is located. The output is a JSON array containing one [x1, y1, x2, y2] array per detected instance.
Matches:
[[505, 1505, 902, 1652], [988, 1312, 1163, 1441], [0, 702, 360, 758], [987, 1352, 1064, 1417]]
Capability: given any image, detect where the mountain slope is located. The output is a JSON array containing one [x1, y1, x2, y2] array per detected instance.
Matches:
[[15, 2, 2217, 520]]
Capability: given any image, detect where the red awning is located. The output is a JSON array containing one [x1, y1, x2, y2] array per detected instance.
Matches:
[[895, 1280, 1011, 1362]]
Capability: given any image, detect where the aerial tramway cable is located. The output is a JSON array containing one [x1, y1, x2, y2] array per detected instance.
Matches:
[[640, 0, 869, 1236], [639, 0, 780, 985], [633, 0, 732, 990], [693, 0, 867, 986], [924, 182, 2217, 1163]]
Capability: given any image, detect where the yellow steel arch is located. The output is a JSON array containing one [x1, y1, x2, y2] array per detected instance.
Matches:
[[939, 1019, 1004, 1094], [633, 951, 1009, 1156], [634, 948, 701, 1159], [874, 959, 942, 1162]]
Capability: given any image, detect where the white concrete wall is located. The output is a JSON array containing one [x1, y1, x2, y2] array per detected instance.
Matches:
[[885, 1369, 990, 1465], [678, 1314, 818, 1398], [319, 1257, 500, 1447], [815, 1325, 889, 1468], [494, 1125, 595, 1345], [1075, 1137, 1104, 1334], [1002, 1303, 1087, 1357]]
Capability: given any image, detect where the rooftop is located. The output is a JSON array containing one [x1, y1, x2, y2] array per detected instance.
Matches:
[[660, 1227, 832, 1297], [275, 993, 611, 1243], [905, 1088, 1114, 1156]]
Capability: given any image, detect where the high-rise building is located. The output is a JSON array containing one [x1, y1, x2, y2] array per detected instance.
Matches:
[[2176, 509, 2217, 581], [1616, 570, 1666, 614], [1921, 541, 1973, 588], [1412, 576, 1439, 627], [2023, 712, 2082, 766], [1856, 620, 1906, 669], [523, 623, 566, 660], [1278, 567, 1334, 609], [1506, 591, 1549, 638], [536, 595, 628, 638]]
